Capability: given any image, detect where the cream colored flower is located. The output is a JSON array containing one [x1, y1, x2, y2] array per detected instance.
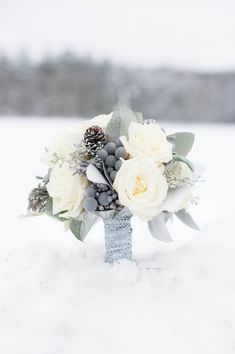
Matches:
[[113, 157, 168, 221], [46, 162, 88, 219], [80, 113, 112, 132], [121, 122, 172, 163], [40, 130, 83, 166], [40, 113, 112, 166]]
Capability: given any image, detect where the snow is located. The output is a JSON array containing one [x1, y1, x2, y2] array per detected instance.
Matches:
[[1, 118, 235, 354]]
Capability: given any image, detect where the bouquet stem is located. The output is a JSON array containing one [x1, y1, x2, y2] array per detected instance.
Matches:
[[103, 215, 132, 263]]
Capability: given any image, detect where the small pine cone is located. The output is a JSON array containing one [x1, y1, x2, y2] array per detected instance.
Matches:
[[28, 185, 49, 213], [84, 125, 105, 156]]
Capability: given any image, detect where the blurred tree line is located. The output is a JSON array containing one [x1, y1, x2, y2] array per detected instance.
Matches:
[[0, 52, 235, 122]]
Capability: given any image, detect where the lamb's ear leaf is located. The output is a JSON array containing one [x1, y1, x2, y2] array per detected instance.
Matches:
[[80, 212, 99, 240], [168, 132, 195, 156], [105, 107, 121, 142], [69, 211, 99, 241], [148, 213, 173, 242], [44, 198, 67, 222], [69, 218, 83, 241], [133, 111, 144, 124], [119, 103, 141, 136], [106, 103, 143, 141], [163, 211, 172, 223], [86, 163, 109, 185], [175, 209, 200, 230]]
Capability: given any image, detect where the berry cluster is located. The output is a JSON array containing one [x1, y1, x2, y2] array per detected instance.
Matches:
[[84, 184, 122, 212], [96, 140, 128, 182], [83, 140, 128, 212]]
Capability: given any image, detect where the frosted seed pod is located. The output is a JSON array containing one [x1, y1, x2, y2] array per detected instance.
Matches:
[[105, 155, 117, 167], [98, 205, 105, 211], [110, 170, 117, 181], [98, 192, 113, 206], [96, 192, 100, 197], [112, 193, 118, 200], [109, 203, 116, 210], [115, 160, 122, 171], [107, 167, 114, 174], [97, 183, 108, 192], [107, 190, 112, 195], [105, 142, 116, 155], [97, 149, 108, 160], [115, 147, 128, 159], [116, 138, 123, 148], [84, 197, 98, 212], [86, 186, 96, 198]]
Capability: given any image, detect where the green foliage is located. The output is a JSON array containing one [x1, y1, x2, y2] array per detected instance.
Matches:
[[44, 198, 67, 222], [148, 213, 173, 242], [168, 132, 195, 156], [69, 211, 99, 241], [175, 209, 199, 230], [105, 103, 143, 142]]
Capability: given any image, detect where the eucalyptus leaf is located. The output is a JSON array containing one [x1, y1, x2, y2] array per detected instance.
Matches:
[[133, 111, 144, 124], [105, 107, 121, 142], [80, 212, 99, 240], [175, 209, 199, 230], [69, 218, 83, 240], [148, 213, 173, 242], [69, 211, 99, 241], [168, 132, 195, 156], [105, 103, 143, 142], [44, 198, 67, 222], [163, 211, 172, 223], [86, 163, 109, 185]]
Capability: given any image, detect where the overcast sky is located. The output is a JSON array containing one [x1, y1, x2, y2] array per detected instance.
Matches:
[[0, 0, 235, 70]]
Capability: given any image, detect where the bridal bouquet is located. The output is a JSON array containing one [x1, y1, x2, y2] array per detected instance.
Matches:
[[28, 104, 203, 263]]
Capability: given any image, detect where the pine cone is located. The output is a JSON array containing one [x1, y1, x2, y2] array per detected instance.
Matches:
[[28, 184, 49, 214], [84, 125, 105, 156]]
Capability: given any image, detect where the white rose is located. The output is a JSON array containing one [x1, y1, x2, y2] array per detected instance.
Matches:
[[80, 113, 112, 132], [121, 122, 172, 163], [46, 162, 89, 219], [40, 113, 112, 166], [113, 157, 168, 221], [40, 130, 83, 166]]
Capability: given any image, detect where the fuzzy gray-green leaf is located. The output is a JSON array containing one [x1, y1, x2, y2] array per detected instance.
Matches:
[[69, 211, 99, 241], [44, 198, 67, 222], [168, 132, 195, 156], [148, 213, 173, 242], [105, 103, 143, 142], [69, 218, 83, 241], [105, 107, 122, 142], [175, 209, 199, 230]]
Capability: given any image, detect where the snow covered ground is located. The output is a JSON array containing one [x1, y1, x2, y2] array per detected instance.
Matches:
[[0, 118, 235, 354]]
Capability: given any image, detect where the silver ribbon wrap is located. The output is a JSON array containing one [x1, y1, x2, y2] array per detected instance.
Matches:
[[103, 215, 132, 263]]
